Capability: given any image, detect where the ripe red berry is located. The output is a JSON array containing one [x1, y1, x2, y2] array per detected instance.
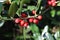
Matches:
[[32, 10, 36, 14], [15, 18, 20, 23], [48, 1, 52, 5], [20, 20, 25, 26], [52, 2, 56, 6], [21, 13, 27, 18], [37, 15, 42, 20], [19, 19, 22, 22], [23, 22, 28, 27], [29, 18, 34, 23], [51, 0, 56, 6], [33, 19, 39, 24], [51, 0, 56, 2]]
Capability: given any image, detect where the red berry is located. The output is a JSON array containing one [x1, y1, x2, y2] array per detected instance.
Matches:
[[52, 2, 56, 6], [37, 15, 42, 20], [32, 10, 36, 14], [23, 22, 28, 27], [29, 18, 34, 23], [51, 0, 56, 4], [19, 19, 23, 22], [48, 1, 52, 5], [15, 18, 20, 23], [20, 20, 25, 26], [51, 0, 56, 2], [51, 0, 56, 6], [21, 13, 27, 18], [33, 19, 39, 24]]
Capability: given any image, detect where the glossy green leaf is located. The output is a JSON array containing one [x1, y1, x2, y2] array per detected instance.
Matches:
[[22, 8, 28, 12], [19, 0, 25, 15], [27, 6, 37, 11], [50, 9, 55, 17], [8, 1, 18, 17], [30, 24, 40, 40], [36, 0, 42, 11], [30, 24, 40, 33], [57, 2, 60, 6]]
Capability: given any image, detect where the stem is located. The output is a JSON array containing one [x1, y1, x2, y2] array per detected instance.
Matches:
[[13, 28, 16, 40], [23, 27, 26, 40], [19, 0, 24, 15], [36, 0, 41, 12], [16, 0, 24, 17]]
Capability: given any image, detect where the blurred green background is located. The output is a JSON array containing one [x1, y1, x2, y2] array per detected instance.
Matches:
[[0, 2, 3, 13]]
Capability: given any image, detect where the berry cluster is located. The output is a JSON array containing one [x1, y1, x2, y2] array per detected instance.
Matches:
[[20, 10, 36, 18], [48, 0, 56, 6], [28, 15, 42, 24], [15, 10, 42, 27], [15, 18, 28, 27]]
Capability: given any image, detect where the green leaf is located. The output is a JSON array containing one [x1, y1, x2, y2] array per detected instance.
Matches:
[[50, 9, 55, 17], [30, 24, 40, 40], [0, 2, 3, 14], [19, 0, 25, 14], [16, 8, 20, 17], [57, 11, 60, 16], [30, 24, 40, 33], [8, 1, 18, 17], [15, 0, 20, 5], [22, 8, 28, 12], [27, 6, 37, 11], [36, 0, 42, 11], [23, 0, 30, 3], [57, 2, 60, 6]]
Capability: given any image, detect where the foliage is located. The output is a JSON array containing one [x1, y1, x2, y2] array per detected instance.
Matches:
[[0, 0, 60, 40]]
